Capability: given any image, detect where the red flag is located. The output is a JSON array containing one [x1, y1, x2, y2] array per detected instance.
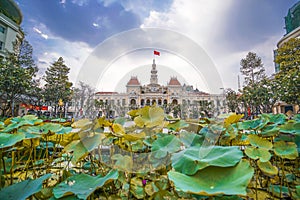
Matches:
[[154, 50, 160, 56]]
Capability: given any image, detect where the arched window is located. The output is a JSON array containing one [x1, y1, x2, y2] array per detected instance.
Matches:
[[172, 99, 178, 105], [163, 99, 168, 105], [146, 99, 150, 105], [130, 99, 136, 105], [152, 99, 156, 105], [158, 99, 162, 105]]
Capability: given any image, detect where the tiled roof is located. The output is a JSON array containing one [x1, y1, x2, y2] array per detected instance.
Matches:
[[168, 77, 181, 86], [127, 76, 141, 85]]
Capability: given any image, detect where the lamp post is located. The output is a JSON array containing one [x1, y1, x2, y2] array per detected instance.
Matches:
[[58, 99, 64, 118], [220, 88, 225, 114]]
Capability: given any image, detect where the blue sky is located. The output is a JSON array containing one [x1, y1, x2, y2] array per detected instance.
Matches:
[[16, 0, 299, 93]]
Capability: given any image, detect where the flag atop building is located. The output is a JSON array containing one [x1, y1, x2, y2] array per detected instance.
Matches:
[[154, 50, 160, 56]]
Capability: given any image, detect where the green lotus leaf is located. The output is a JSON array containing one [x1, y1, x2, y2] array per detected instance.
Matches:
[[152, 190, 177, 200], [145, 181, 159, 196], [3, 116, 43, 133], [261, 125, 280, 137], [172, 146, 243, 175], [257, 160, 278, 176], [296, 133, 300, 153], [167, 120, 189, 131], [224, 113, 244, 127], [127, 109, 139, 118], [53, 169, 118, 199], [113, 117, 127, 125], [123, 132, 146, 142], [223, 124, 239, 141], [212, 195, 243, 200], [130, 177, 146, 199], [131, 140, 144, 152], [279, 121, 296, 134], [268, 185, 289, 198], [294, 122, 300, 134], [64, 133, 103, 163], [27, 123, 63, 135], [94, 117, 112, 129], [294, 114, 300, 122], [168, 160, 254, 196], [237, 118, 267, 130], [244, 146, 271, 162], [293, 185, 300, 199], [49, 195, 80, 200], [247, 134, 272, 149], [0, 132, 25, 149], [111, 154, 133, 171], [179, 131, 204, 147], [261, 113, 287, 125], [112, 123, 125, 137], [17, 127, 40, 139], [51, 118, 66, 123], [22, 115, 39, 121], [285, 173, 295, 183], [134, 106, 164, 128], [152, 134, 181, 159], [71, 118, 92, 128], [0, 174, 51, 200], [0, 121, 4, 129], [2, 122, 23, 132], [56, 126, 73, 134], [273, 141, 298, 159]]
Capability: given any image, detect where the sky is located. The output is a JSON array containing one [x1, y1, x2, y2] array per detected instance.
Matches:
[[16, 0, 299, 94]]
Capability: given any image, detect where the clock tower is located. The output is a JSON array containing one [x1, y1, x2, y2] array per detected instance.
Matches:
[[150, 59, 158, 85]]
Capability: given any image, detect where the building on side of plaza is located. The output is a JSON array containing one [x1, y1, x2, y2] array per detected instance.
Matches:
[[273, 1, 300, 114], [95, 59, 225, 119], [0, 0, 23, 57]]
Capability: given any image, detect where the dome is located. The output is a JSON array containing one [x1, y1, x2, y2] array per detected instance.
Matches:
[[0, 0, 23, 25]]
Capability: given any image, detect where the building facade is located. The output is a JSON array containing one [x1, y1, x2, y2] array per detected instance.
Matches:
[[0, 0, 23, 57], [273, 1, 300, 114], [95, 59, 225, 119], [275, 1, 300, 72]]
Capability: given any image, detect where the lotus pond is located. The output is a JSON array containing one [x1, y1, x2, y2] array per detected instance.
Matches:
[[0, 106, 299, 199]]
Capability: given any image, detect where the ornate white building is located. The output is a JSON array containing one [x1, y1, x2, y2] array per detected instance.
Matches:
[[0, 0, 23, 57], [95, 59, 225, 118]]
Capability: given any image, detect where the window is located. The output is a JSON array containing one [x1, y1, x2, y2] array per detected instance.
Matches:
[[0, 41, 3, 50], [0, 25, 5, 33]]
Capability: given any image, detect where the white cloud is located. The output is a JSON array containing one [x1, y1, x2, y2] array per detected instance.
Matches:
[[140, 0, 281, 91], [92, 23, 99, 28], [37, 40, 93, 85], [71, 0, 89, 6], [33, 27, 49, 39], [92, 16, 110, 29], [31, 23, 93, 86]]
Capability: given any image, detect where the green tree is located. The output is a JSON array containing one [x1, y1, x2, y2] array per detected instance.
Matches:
[[240, 52, 267, 115], [43, 57, 72, 116], [241, 78, 276, 115], [225, 89, 240, 113], [274, 38, 300, 105], [0, 39, 37, 116], [240, 52, 265, 85]]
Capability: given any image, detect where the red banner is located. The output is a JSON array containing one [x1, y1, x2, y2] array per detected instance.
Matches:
[[21, 103, 48, 111]]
